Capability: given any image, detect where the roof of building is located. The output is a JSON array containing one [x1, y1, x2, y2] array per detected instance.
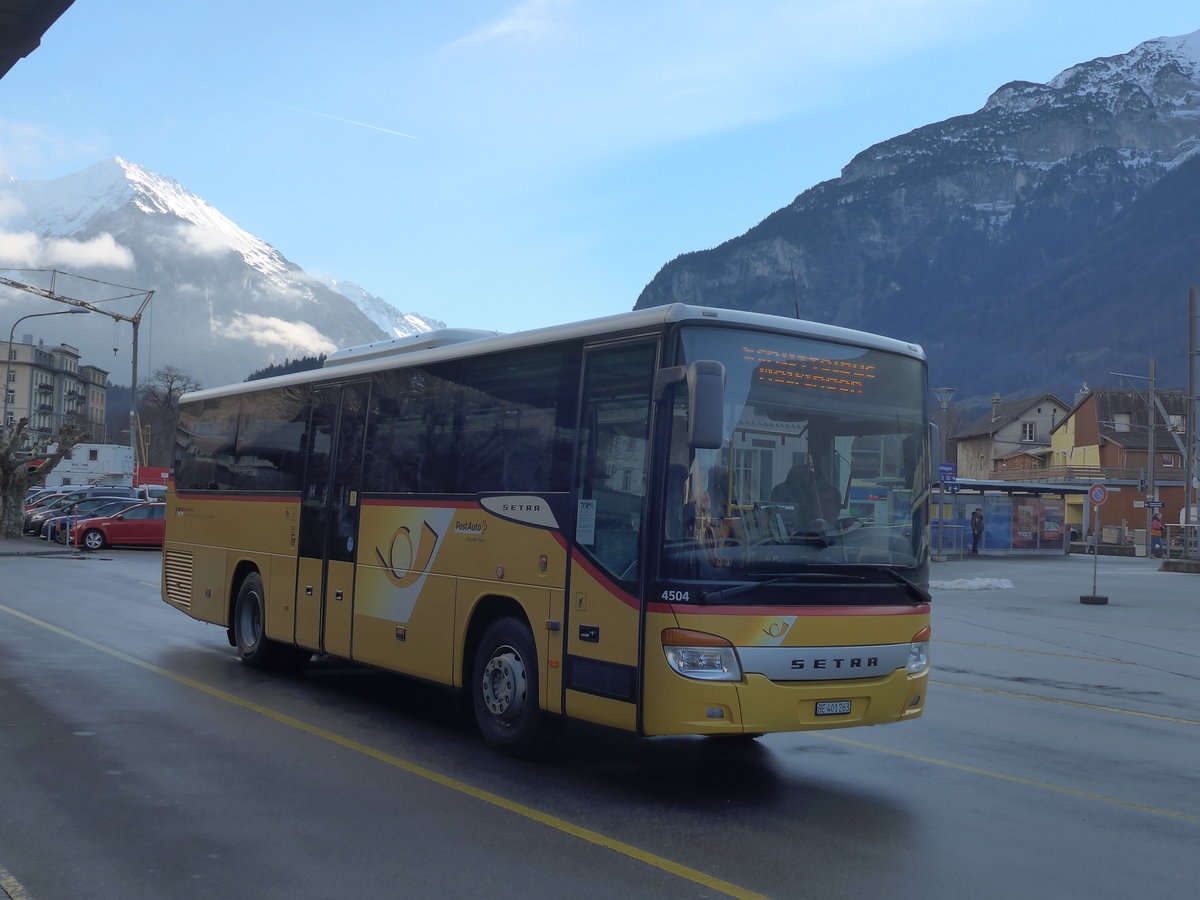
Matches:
[[1086, 387, 1191, 452], [0, 1, 76, 80], [954, 393, 1070, 441]]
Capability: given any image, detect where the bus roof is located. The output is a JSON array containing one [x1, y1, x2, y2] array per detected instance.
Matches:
[[180, 304, 926, 404]]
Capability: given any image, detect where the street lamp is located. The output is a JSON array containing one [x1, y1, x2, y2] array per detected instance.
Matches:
[[933, 387, 957, 468], [3, 309, 90, 437], [931, 387, 957, 559]]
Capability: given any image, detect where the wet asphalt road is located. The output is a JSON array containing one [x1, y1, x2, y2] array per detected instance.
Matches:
[[1, 548, 1197, 899]]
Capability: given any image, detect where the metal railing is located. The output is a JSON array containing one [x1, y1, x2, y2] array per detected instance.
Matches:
[[932, 523, 966, 559]]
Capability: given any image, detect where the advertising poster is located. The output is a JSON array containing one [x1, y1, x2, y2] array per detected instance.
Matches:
[[1012, 498, 1040, 550], [1041, 501, 1063, 549], [984, 496, 1013, 550]]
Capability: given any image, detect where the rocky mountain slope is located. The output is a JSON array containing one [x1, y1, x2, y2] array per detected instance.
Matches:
[[0, 158, 441, 388], [634, 30, 1200, 405]]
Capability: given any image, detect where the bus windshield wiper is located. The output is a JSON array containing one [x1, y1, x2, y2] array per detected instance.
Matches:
[[877, 567, 932, 603], [699, 572, 864, 603]]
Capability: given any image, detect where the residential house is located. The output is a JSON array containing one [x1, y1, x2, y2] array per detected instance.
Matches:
[[952, 393, 1070, 480], [1047, 386, 1190, 537]]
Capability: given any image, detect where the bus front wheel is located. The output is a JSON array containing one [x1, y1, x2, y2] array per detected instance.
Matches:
[[472, 617, 545, 757]]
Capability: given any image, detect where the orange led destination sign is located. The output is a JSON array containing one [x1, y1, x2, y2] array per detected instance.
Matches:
[[743, 346, 877, 395]]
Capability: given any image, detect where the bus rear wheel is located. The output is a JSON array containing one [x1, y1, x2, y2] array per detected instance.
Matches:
[[472, 617, 545, 757], [232, 572, 309, 671]]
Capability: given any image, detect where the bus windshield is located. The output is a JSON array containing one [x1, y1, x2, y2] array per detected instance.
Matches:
[[660, 327, 929, 589]]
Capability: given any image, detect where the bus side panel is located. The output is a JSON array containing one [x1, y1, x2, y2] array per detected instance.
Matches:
[[641, 606, 930, 736], [162, 542, 228, 624], [562, 558, 640, 733], [294, 556, 323, 649], [352, 500, 568, 691], [263, 552, 299, 644], [164, 492, 300, 627], [352, 571, 457, 684]]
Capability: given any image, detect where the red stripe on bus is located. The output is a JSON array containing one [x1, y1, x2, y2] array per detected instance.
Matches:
[[658, 603, 932, 617], [173, 491, 298, 502], [360, 497, 482, 510]]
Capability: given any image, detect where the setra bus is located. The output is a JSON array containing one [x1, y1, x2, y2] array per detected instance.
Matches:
[[162, 304, 932, 755]]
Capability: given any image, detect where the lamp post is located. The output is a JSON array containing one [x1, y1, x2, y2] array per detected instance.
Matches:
[[933, 387, 957, 469], [3, 309, 90, 438], [932, 387, 956, 557]]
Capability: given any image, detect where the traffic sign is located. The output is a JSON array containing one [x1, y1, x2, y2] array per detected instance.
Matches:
[[939, 463, 957, 483], [1089, 483, 1108, 506], [1144, 500, 1165, 508]]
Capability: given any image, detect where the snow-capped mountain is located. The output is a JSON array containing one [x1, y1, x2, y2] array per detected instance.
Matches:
[[635, 29, 1200, 403], [0, 158, 442, 388], [318, 277, 446, 338]]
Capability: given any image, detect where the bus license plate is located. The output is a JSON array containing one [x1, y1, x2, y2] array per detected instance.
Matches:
[[816, 700, 851, 716]]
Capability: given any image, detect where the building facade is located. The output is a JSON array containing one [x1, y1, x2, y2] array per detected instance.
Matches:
[[3, 334, 109, 443]]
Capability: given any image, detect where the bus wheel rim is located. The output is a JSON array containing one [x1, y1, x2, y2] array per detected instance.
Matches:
[[482, 646, 526, 721]]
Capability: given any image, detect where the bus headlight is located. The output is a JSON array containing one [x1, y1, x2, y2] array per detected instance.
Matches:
[[662, 628, 742, 681], [907, 626, 931, 675]]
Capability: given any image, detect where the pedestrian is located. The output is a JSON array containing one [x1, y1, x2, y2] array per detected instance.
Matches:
[[1151, 512, 1164, 558], [970, 507, 984, 554]]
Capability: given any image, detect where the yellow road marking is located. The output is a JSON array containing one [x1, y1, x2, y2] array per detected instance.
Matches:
[[0, 864, 33, 900], [934, 639, 1134, 664], [813, 732, 1200, 824], [931, 679, 1200, 726], [0, 602, 768, 900]]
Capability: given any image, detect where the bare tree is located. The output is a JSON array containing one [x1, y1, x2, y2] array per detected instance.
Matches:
[[138, 366, 202, 468], [0, 419, 89, 538]]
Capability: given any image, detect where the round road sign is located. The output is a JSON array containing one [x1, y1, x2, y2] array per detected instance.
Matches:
[[1089, 483, 1108, 506]]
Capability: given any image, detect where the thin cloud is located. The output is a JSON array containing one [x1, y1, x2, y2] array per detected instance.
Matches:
[[451, 0, 572, 47], [279, 104, 417, 139], [215, 313, 337, 355], [0, 230, 135, 269]]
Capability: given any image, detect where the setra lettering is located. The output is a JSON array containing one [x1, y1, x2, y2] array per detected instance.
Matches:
[[790, 655, 881, 670]]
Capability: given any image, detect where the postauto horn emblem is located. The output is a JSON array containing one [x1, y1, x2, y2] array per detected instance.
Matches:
[[375, 521, 440, 588]]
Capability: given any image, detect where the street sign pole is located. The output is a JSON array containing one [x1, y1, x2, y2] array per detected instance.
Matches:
[[1082, 484, 1108, 605]]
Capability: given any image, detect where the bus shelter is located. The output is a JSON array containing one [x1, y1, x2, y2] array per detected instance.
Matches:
[[932, 479, 1091, 557]]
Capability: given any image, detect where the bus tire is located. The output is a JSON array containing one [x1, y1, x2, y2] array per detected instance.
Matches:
[[233, 572, 285, 670], [472, 617, 544, 757]]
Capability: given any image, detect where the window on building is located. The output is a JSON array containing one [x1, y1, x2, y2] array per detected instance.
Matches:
[[1113, 413, 1131, 432], [1021, 422, 1036, 441]]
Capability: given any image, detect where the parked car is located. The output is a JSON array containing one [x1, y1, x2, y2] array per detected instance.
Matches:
[[45, 497, 144, 543], [68, 502, 166, 550], [22, 486, 144, 532]]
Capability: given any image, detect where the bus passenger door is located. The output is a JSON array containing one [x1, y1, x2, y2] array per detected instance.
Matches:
[[565, 341, 657, 732], [295, 382, 370, 657]]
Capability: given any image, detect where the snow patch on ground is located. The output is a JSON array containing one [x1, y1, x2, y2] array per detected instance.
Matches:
[[930, 578, 1014, 591]]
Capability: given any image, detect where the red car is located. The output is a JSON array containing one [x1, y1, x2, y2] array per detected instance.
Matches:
[[69, 502, 166, 550]]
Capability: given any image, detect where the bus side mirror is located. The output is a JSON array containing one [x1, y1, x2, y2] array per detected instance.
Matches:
[[655, 361, 725, 450], [687, 360, 725, 449]]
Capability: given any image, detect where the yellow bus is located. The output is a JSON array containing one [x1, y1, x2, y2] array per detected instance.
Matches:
[[162, 304, 932, 755]]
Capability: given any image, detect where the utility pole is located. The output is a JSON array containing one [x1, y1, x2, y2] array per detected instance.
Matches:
[[1188, 287, 1199, 558], [0, 270, 154, 467], [1146, 359, 1156, 559]]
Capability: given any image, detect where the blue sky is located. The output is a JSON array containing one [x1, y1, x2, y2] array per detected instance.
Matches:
[[1, 1, 1198, 334]]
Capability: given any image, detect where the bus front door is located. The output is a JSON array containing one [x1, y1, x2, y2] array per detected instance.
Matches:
[[565, 340, 657, 732], [295, 382, 370, 657]]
